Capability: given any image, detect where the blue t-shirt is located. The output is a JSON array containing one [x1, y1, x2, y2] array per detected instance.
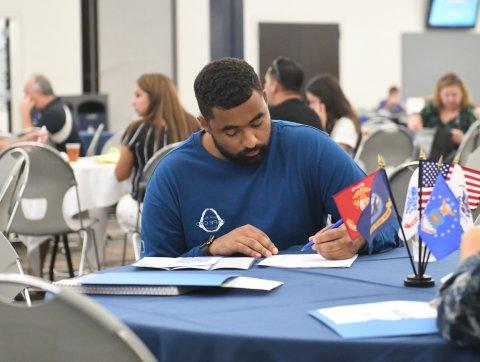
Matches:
[[141, 120, 398, 257]]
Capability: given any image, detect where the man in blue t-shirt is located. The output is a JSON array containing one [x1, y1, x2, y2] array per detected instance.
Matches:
[[142, 58, 398, 258]]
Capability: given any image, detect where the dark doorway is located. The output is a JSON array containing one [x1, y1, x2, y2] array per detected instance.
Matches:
[[259, 23, 339, 90]]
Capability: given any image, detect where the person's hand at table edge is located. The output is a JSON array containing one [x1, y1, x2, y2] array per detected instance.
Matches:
[[460, 226, 480, 261], [209, 224, 278, 258], [309, 224, 365, 260]]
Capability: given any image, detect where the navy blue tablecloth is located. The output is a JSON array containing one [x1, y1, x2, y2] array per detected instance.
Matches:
[[90, 248, 479, 362]]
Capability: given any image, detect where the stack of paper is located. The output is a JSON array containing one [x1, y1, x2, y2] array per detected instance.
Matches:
[[133, 256, 255, 270], [310, 300, 438, 338], [258, 254, 357, 268]]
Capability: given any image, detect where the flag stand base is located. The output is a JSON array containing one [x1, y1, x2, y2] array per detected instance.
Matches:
[[404, 274, 435, 288]]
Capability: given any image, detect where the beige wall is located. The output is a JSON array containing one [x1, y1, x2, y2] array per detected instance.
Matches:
[[176, 0, 210, 117], [0, 0, 82, 131], [243, 0, 428, 110], [98, 0, 174, 133]]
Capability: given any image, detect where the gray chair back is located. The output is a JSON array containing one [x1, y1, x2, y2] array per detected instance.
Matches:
[[458, 119, 480, 165], [355, 124, 414, 174], [2, 142, 82, 235], [86, 123, 105, 156], [388, 161, 418, 217], [464, 144, 480, 170], [140, 141, 182, 191], [0, 148, 29, 233], [0, 274, 156, 362], [362, 116, 395, 130], [130, 142, 182, 257], [101, 131, 122, 154], [413, 128, 436, 157], [0, 235, 26, 302]]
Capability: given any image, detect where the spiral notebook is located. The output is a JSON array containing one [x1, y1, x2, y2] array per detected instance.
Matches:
[[55, 270, 283, 296], [55, 271, 235, 296]]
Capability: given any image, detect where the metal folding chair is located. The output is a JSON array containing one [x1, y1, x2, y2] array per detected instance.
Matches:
[[0, 273, 156, 362], [355, 124, 415, 175], [85, 123, 105, 156], [0, 142, 100, 279], [121, 142, 182, 262]]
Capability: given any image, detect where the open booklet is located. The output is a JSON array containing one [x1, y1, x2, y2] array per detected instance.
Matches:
[[54, 270, 283, 296], [258, 254, 358, 268], [309, 300, 438, 338], [133, 256, 255, 270]]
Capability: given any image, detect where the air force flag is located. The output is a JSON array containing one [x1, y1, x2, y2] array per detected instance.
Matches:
[[419, 173, 462, 260]]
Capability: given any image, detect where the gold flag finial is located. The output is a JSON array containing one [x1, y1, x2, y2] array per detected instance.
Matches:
[[419, 148, 427, 161], [453, 153, 460, 164], [437, 155, 444, 168], [377, 154, 386, 169]]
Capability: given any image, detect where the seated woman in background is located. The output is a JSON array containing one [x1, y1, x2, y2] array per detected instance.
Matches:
[[115, 73, 198, 231], [306, 74, 361, 155], [408, 73, 476, 160]]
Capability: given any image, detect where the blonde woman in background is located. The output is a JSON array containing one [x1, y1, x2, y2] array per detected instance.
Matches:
[[408, 72, 476, 160], [115, 73, 198, 232]]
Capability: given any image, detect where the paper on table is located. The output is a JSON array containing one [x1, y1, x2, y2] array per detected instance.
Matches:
[[318, 301, 437, 324], [258, 254, 358, 268], [211, 257, 255, 270], [220, 276, 283, 291], [133, 256, 221, 270], [134, 256, 255, 270], [309, 300, 438, 339]]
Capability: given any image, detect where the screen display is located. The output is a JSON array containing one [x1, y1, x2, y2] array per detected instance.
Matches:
[[428, 0, 479, 28]]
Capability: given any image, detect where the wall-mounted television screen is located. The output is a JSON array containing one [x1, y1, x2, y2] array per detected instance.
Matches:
[[427, 0, 479, 28]]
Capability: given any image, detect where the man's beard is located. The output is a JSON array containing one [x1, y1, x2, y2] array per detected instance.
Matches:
[[212, 136, 270, 166]]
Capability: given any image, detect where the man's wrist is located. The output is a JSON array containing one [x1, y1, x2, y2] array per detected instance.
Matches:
[[200, 235, 216, 256]]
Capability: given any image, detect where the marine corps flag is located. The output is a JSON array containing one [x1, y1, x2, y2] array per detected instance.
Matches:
[[357, 170, 397, 253], [333, 172, 378, 241]]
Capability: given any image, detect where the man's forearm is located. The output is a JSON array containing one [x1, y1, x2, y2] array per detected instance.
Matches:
[[21, 111, 33, 129]]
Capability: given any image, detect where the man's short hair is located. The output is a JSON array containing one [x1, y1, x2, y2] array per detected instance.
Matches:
[[194, 57, 262, 120], [269, 56, 304, 93], [32, 74, 54, 96]]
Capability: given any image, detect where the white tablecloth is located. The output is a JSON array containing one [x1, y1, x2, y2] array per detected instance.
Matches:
[[65, 157, 131, 216]]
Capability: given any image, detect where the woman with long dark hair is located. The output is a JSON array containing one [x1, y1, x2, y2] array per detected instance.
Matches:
[[115, 73, 198, 231], [306, 74, 361, 154]]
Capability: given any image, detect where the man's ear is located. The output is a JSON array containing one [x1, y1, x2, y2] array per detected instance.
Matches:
[[197, 116, 210, 131], [262, 90, 269, 104]]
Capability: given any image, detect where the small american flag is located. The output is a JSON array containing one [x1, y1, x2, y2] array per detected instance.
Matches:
[[420, 161, 480, 210]]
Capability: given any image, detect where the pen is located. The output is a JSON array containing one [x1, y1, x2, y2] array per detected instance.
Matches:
[[300, 219, 344, 251]]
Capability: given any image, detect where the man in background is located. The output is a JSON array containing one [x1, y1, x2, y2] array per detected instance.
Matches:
[[264, 56, 322, 130], [20, 74, 81, 153]]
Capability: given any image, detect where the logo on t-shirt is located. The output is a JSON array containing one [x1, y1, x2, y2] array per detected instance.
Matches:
[[197, 208, 225, 233]]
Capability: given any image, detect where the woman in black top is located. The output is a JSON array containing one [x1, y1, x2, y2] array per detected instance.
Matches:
[[115, 73, 198, 232]]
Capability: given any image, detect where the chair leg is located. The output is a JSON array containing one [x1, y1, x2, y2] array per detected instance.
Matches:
[[16, 259, 31, 307], [132, 232, 141, 261], [90, 228, 101, 270], [62, 234, 74, 278], [121, 233, 127, 266], [78, 230, 88, 276], [49, 236, 59, 281]]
